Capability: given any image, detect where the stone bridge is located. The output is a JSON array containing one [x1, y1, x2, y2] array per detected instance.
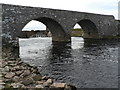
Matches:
[[0, 4, 119, 58]]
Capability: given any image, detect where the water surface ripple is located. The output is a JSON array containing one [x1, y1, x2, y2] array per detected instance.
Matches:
[[19, 37, 118, 88]]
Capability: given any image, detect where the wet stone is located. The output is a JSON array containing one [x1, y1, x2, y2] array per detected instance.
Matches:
[[11, 83, 24, 88], [15, 70, 23, 76], [43, 82, 51, 87], [4, 72, 15, 79], [21, 70, 31, 77], [32, 75, 42, 81], [43, 79, 53, 87], [4, 66, 10, 72], [14, 66, 21, 70], [46, 79, 53, 84], [0, 80, 5, 85], [2, 61, 8, 67], [21, 77, 34, 86], [50, 83, 66, 88], [42, 76, 49, 80], [35, 85, 44, 88], [12, 76, 19, 82], [37, 81, 44, 84]]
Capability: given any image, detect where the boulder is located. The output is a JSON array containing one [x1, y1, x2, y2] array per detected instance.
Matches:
[[42, 76, 49, 80], [46, 79, 53, 84], [65, 84, 77, 90], [32, 75, 42, 81], [4, 66, 10, 72], [14, 66, 21, 70], [4, 72, 15, 79], [21, 77, 34, 85], [43, 79, 53, 87], [12, 76, 19, 82], [50, 83, 66, 88], [15, 70, 23, 76], [37, 81, 44, 84], [20, 70, 31, 77], [11, 83, 24, 88], [35, 85, 44, 88]]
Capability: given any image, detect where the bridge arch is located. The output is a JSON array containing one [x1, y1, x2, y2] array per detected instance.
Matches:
[[19, 17, 70, 42], [73, 19, 99, 38]]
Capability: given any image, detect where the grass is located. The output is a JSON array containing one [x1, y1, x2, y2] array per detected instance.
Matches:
[[72, 28, 84, 37]]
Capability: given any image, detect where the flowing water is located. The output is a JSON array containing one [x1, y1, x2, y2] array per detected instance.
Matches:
[[19, 37, 119, 88]]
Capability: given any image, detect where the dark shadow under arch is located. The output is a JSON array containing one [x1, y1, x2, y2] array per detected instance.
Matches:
[[35, 17, 66, 37], [75, 19, 99, 38]]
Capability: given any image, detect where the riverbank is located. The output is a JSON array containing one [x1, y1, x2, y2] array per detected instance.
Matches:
[[1, 57, 76, 89], [72, 29, 83, 37]]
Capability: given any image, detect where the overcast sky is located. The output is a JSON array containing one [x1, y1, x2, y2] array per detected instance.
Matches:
[[0, 0, 119, 30]]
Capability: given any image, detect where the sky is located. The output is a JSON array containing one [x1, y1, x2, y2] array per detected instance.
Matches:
[[0, 0, 119, 30]]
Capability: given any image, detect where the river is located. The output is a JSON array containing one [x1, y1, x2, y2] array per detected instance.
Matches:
[[19, 37, 119, 88]]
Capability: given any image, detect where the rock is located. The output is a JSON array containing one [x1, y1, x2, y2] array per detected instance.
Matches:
[[42, 76, 49, 80], [50, 83, 66, 88], [0, 74, 2, 78], [65, 84, 77, 90], [0, 85, 4, 89], [20, 70, 31, 77], [35, 85, 44, 88], [32, 75, 42, 81], [2, 58, 76, 89], [0, 80, 5, 85], [15, 70, 23, 76], [11, 83, 24, 88], [31, 69, 38, 73], [37, 81, 44, 84], [4, 66, 10, 72], [10, 67, 16, 71], [18, 66, 24, 70], [9, 63, 17, 66], [21, 77, 34, 86], [14, 66, 21, 70], [2, 61, 7, 68], [46, 79, 53, 84], [17, 60, 23, 65], [3, 78, 12, 83], [12, 76, 19, 82], [43, 82, 51, 87], [8, 61, 16, 64], [43, 79, 53, 87], [4, 72, 15, 79]]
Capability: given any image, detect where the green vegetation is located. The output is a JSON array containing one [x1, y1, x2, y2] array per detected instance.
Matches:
[[72, 28, 84, 37]]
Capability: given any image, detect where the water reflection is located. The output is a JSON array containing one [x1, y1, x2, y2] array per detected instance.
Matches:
[[50, 42, 72, 61], [41, 42, 74, 81], [19, 37, 118, 88]]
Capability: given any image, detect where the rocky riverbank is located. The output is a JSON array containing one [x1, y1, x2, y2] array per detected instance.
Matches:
[[1, 58, 76, 89]]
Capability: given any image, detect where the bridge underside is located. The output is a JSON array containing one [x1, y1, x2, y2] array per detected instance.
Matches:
[[0, 4, 118, 58], [77, 19, 99, 39]]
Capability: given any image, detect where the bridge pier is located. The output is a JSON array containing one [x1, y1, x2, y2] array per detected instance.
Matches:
[[2, 37, 19, 59], [83, 33, 100, 39], [52, 36, 71, 42]]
